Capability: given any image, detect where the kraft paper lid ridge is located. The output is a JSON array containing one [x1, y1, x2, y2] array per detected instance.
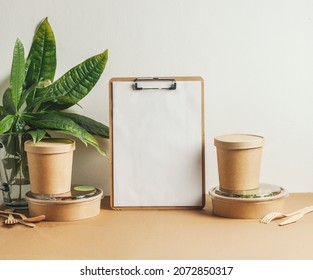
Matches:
[[214, 134, 264, 150]]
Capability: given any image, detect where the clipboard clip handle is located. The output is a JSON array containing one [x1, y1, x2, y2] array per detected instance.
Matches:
[[133, 77, 176, 91]]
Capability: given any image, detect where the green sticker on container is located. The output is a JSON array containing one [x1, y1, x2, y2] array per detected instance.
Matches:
[[74, 185, 95, 192]]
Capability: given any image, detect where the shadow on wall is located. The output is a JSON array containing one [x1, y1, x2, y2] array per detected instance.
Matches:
[[0, 77, 9, 96], [71, 136, 110, 195], [48, 132, 110, 195]]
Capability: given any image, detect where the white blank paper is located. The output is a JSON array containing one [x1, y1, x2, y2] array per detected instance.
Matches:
[[110, 77, 205, 208]]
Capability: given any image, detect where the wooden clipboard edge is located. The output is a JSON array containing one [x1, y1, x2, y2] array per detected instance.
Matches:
[[109, 76, 205, 210]]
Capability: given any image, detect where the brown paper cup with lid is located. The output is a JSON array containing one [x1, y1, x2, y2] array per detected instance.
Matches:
[[25, 138, 75, 196], [214, 134, 264, 192]]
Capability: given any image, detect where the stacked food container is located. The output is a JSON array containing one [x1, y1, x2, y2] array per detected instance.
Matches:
[[209, 134, 288, 218], [24, 138, 103, 221]]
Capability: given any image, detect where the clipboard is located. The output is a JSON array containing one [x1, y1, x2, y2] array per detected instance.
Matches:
[[109, 76, 205, 209]]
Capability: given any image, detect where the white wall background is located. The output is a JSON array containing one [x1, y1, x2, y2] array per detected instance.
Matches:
[[0, 0, 312, 194]]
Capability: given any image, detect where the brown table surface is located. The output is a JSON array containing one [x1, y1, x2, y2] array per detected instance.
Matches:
[[0, 193, 313, 260]]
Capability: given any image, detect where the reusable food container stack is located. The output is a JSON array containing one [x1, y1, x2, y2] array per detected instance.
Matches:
[[210, 134, 288, 219], [24, 138, 103, 221]]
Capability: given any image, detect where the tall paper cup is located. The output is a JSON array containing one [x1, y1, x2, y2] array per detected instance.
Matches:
[[25, 138, 75, 196], [214, 134, 264, 192]]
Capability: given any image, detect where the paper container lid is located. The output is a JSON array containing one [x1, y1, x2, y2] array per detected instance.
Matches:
[[25, 188, 103, 221], [25, 188, 103, 205], [25, 138, 75, 154], [209, 185, 288, 219], [214, 134, 264, 150], [209, 184, 288, 203]]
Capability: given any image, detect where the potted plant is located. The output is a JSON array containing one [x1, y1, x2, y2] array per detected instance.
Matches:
[[0, 18, 109, 208]]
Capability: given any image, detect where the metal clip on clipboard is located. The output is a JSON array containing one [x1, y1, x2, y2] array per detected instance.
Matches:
[[133, 77, 177, 91]]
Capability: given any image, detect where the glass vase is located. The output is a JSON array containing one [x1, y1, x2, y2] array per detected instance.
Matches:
[[0, 134, 31, 209]]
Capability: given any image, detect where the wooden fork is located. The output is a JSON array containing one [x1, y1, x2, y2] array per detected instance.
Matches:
[[260, 205, 313, 224], [4, 213, 18, 225], [0, 214, 36, 228], [0, 210, 45, 222], [3, 209, 18, 225]]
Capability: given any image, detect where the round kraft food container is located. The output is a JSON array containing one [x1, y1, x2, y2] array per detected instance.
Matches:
[[214, 134, 265, 192], [25, 188, 103, 221], [209, 185, 288, 219], [25, 138, 75, 196]]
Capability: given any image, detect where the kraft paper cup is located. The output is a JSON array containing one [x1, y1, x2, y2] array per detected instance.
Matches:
[[25, 138, 75, 196], [214, 134, 264, 192]]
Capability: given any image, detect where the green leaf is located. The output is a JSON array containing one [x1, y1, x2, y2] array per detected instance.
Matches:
[[60, 112, 109, 138], [0, 106, 4, 120], [28, 130, 47, 143], [25, 18, 56, 89], [21, 112, 106, 155], [0, 115, 16, 134], [18, 83, 38, 110], [3, 88, 15, 115], [39, 50, 108, 111], [10, 38, 25, 112], [52, 130, 107, 157], [0, 134, 19, 156], [25, 94, 77, 112]]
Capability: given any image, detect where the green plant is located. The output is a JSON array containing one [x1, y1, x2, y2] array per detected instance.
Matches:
[[0, 17, 109, 155]]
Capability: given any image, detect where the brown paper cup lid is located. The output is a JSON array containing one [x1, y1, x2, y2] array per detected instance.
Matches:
[[25, 138, 75, 154], [214, 134, 264, 150]]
